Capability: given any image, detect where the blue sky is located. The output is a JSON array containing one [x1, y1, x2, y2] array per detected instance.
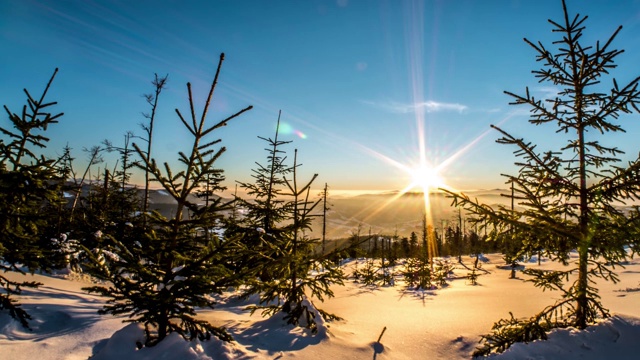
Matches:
[[2, 0, 640, 194]]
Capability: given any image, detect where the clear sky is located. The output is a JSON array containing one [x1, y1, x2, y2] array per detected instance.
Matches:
[[2, 0, 640, 195]]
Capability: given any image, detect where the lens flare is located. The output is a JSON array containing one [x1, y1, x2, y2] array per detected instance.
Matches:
[[214, 1, 516, 243], [278, 122, 307, 139]]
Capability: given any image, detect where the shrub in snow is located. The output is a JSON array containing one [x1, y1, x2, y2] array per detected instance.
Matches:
[[402, 256, 432, 289], [433, 259, 454, 286], [466, 267, 479, 286], [354, 258, 383, 286], [49, 234, 82, 272]]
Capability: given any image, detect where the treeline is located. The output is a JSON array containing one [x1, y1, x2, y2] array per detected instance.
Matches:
[[337, 223, 502, 263]]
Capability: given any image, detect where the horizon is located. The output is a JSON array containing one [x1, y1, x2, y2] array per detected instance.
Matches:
[[3, 0, 640, 195]]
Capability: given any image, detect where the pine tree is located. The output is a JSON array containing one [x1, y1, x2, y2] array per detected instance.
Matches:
[[409, 231, 419, 257], [235, 114, 344, 331], [67, 145, 105, 222], [83, 53, 253, 346], [230, 110, 293, 281], [139, 74, 168, 216], [445, 1, 640, 355], [237, 111, 292, 233], [102, 131, 142, 240], [347, 224, 365, 259], [65, 134, 142, 261], [0, 69, 64, 328]]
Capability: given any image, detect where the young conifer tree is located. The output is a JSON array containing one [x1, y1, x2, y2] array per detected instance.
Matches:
[[102, 131, 142, 239], [237, 111, 293, 234], [83, 53, 252, 346], [234, 113, 344, 331], [0, 69, 64, 328], [139, 74, 168, 216], [67, 144, 104, 223], [66, 133, 141, 258], [445, 1, 640, 355]]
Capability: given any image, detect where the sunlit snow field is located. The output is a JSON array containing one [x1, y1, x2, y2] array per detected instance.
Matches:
[[2, 252, 640, 359]]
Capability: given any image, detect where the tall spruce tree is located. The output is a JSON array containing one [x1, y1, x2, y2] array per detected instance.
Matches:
[[0, 69, 64, 328], [83, 53, 253, 346], [445, 1, 640, 355], [234, 113, 344, 331]]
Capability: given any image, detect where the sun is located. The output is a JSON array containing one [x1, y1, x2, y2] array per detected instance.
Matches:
[[409, 164, 444, 193]]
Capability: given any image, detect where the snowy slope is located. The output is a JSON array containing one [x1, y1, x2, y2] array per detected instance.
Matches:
[[1, 253, 639, 359]]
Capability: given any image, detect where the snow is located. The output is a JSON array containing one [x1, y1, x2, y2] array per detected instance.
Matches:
[[491, 315, 640, 359], [89, 323, 241, 360], [1, 253, 640, 359]]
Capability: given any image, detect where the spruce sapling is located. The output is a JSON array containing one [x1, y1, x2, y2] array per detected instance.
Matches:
[[1, 69, 64, 328], [83, 53, 252, 346]]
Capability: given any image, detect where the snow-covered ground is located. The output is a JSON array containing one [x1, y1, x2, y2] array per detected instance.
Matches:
[[2, 253, 640, 359]]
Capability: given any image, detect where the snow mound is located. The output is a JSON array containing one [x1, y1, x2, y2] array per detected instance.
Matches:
[[490, 315, 640, 359], [91, 323, 248, 360]]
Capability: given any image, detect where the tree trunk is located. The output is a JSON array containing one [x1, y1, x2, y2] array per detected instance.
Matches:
[[157, 307, 168, 343], [575, 119, 589, 329]]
